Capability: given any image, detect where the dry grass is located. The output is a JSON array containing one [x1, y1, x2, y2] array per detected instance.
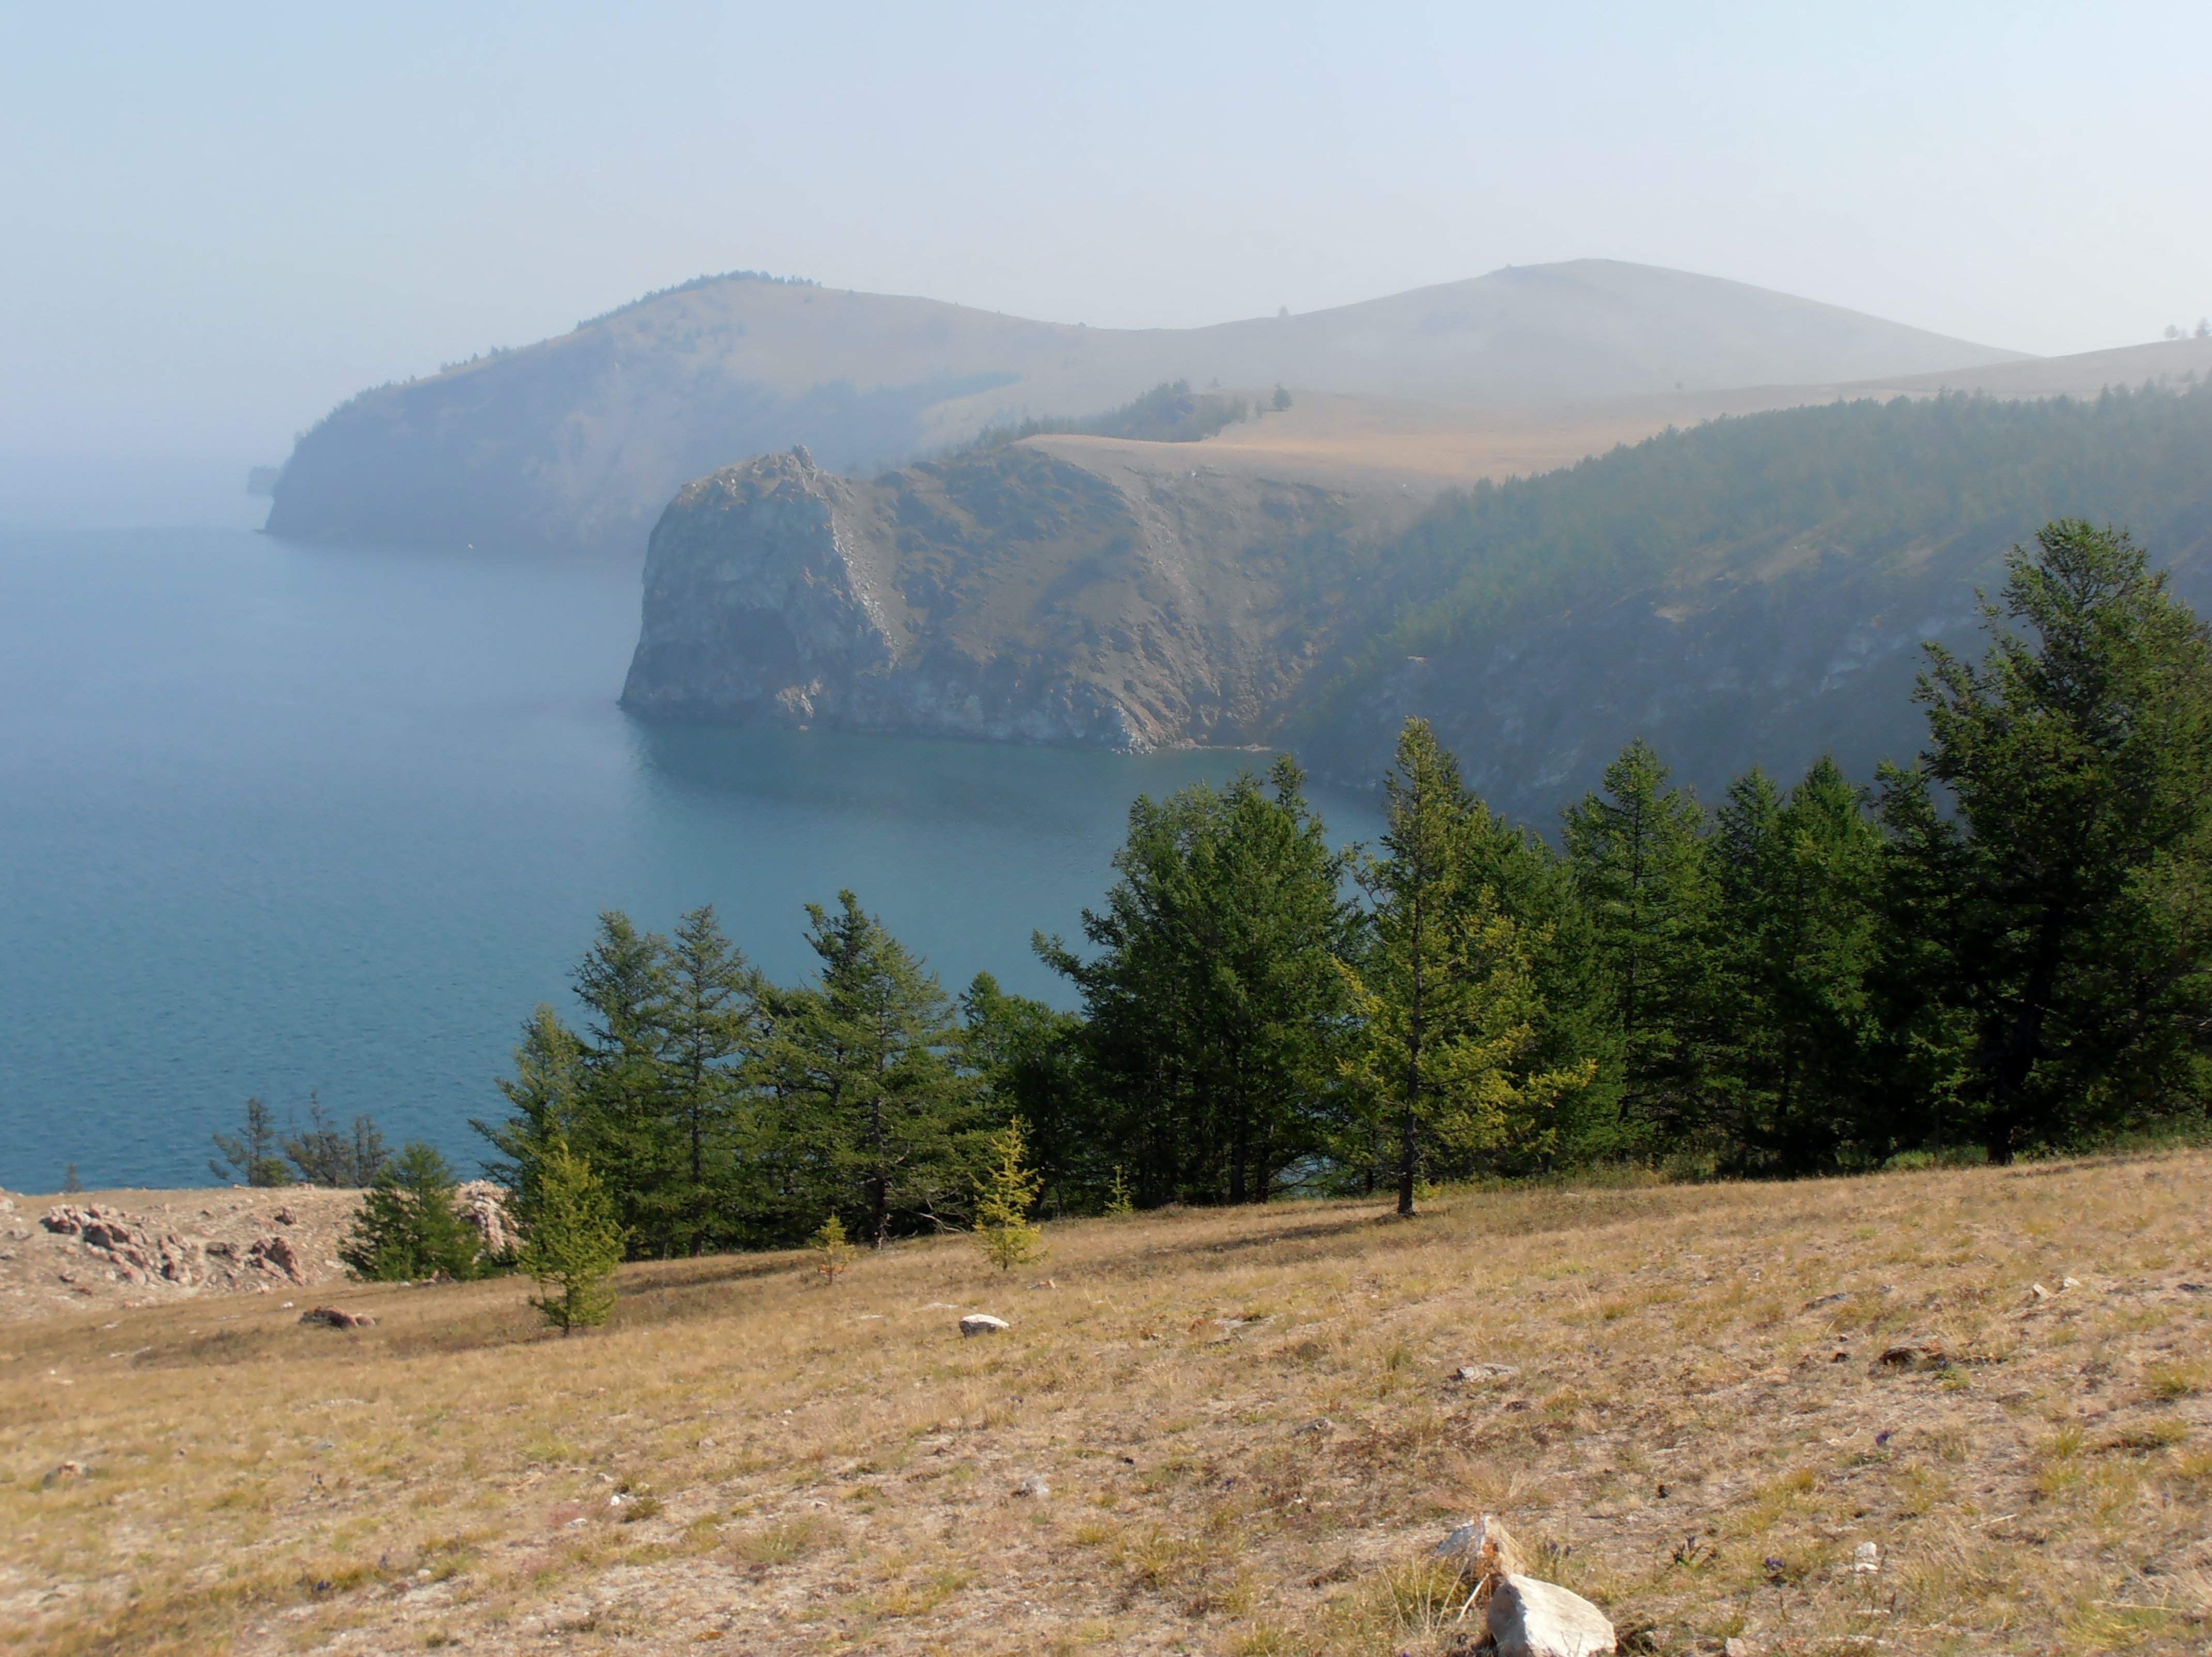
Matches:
[[5, 1151, 2211, 1655]]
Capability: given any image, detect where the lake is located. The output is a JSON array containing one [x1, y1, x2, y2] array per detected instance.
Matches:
[[0, 528, 1380, 1191]]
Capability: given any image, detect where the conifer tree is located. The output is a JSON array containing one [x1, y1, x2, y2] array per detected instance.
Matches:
[[974, 1118, 1046, 1271], [340, 1142, 481, 1281], [1563, 739, 1712, 1137], [210, 1097, 289, 1186], [1880, 521, 2212, 1160], [1041, 759, 1354, 1206], [284, 1095, 389, 1187], [655, 905, 764, 1256], [474, 1004, 589, 1230], [960, 973, 1089, 1212], [775, 892, 978, 1246], [1706, 758, 1882, 1169], [520, 1139, 623, 1334], [1344, 721, 1597, 1210], [569, 912, 675, 1249], [810, 1213, 857, 1283]]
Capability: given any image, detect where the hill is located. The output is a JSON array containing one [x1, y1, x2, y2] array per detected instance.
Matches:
[[621, 382, 2212, 817], [260, 261, 2019, 562], [8, 1151, 2210, 1654]]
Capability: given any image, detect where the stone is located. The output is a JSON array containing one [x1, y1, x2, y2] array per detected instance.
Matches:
[[301, 1305, 376, 1330], [958, 1314, 1009, 1337], [247, 1233, 308, 1284], [1012, 1474, 1050, 1498], [40, 1460, 85, 1488], [1724, 1639, 1752, 1657], [1435, 1513, 1525, 1585], [40, 1204, 206, 1286], [1872, 1340, 1946, 1373], [454, 1181, 518, 1259], [1485, 1573, 1616, 1656], [273, 1206, 299, 1226], [1454, 1362, 1520, 1382], [1853, 1541, 1881, 1575]]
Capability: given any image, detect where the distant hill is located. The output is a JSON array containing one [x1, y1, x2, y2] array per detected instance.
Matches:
[[621, 385, 2212, 821], [262, 261, 2021, 562]]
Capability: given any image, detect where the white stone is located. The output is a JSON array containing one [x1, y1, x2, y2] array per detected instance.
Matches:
[[1853, 1541, 1881, 1574], [1485, 1574, 1615, 1656], [958, 1313, 1009, 1337]]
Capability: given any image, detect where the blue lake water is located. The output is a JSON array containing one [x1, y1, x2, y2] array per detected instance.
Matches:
[[0, 528, 1380, 1192]]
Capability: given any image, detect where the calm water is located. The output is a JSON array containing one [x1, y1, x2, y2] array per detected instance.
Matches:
[[0, 528, 1379, 1192]]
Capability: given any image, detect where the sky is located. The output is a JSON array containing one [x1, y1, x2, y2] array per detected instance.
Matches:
[[4, 1, 2209, 527]]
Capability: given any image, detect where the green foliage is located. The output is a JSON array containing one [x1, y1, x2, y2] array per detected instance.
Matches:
[[520, 1140, 623, 1334], [810, 1213, 857, 1283], [772, 891, 982, 1246], [1564, 740, 1713, 1137], [973, 1118, 1046, 1272], [1040, 757, 1357, 1206], [475, 906, 768, 1260], [283, 1095, 388, 1187], [61, 1163, 82, 1194], [972, 380, 1251, 449], [1105, 1165, 1134, 1216], [340, 1142, 481, 1282], [1343, 720, 1596, 1211], [210, 1097, 289, 1187], [1271, 384, 1292, 412], [960, 972, 1090, 1210], [1877, 521, 2212, 1161]]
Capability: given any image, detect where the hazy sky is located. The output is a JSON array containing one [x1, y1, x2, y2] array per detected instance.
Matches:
[[5, 2, 2209, 525]]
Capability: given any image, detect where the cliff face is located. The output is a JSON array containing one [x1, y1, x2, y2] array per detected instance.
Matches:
[[620, 443, 1380, 749]]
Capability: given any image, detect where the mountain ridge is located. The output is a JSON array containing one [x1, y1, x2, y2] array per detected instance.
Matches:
[[263, 260, 2023, 562]]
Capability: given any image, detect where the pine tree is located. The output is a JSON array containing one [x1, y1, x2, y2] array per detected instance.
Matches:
[[570, 912, 675, 1252], [974, 1118, 1046, 1272], [339, 1142, 481, 1281], [961, 973, 1088, 1213], [775, 892, 978, 1247], [810, 1213, 858, 1283], [210, 1097, 289, 1186], [520, 1140, 623, 1334], [1105, 1166, 1134, 1216], [1881, 521, 2212, 1160], [1706, 758, 1882, 1170], [474, 1004, 588, 1231], [655, 905, 764, 1256], [1040, 758, 1354, 1206], [1563, 739, 1712, 1139], [284, 1095, 389, 1186]]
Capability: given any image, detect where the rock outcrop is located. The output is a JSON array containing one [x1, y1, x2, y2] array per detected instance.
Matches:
[[40, 1205, 206, 1287], [621, 443, 1381, 751], [454, 1180, 518, 1260]]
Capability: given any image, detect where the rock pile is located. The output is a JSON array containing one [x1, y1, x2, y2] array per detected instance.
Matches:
[[1434, 1515, 1615, 1656], [454, 1181, 518, 1260], [40, 1206, 206, 1287], [301, 1305, 376, 1330]]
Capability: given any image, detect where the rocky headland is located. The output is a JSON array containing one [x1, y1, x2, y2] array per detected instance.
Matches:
[[620, 439, 1420, 750]]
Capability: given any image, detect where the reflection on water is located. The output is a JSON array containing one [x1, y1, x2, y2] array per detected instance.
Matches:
[[0, 529, 1377, 1189]]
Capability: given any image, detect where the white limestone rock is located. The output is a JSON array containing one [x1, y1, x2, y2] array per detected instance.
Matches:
[[1485, 1573, 1616, 1657]]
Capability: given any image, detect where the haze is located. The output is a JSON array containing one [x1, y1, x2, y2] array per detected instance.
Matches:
[[3, 1, 2209, 528]]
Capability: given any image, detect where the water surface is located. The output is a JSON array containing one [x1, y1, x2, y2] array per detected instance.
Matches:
[[0, 529, 1377, 1189]]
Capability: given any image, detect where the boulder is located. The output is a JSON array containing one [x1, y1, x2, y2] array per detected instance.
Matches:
[[1435, 1513, 1526, 1586], [247, 1233, 308, 1284], [1871, 1340, 1946, 1373], [1486, 1573, 1616, 1657], [454, 1181, 518, 1259], [301, 1305, 376, 1330], [959, 1314, 1009, 1337]]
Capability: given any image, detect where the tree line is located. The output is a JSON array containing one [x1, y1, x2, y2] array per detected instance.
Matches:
[[477, 521, 2212, 1254]]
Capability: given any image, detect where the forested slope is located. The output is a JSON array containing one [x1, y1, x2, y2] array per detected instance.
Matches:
[[1297, 384, 2212, 814]]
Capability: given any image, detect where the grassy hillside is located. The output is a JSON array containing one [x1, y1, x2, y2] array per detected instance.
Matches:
[[262, 262, 2017, 561], [1296, 383, 2212, 815], [7, 1152, 2209, 1654]]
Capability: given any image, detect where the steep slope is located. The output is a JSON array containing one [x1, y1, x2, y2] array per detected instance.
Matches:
[[1294, 384, 2212, 816], [625, 386, 2212, 805], [620, 441, 1420, 748], [264, 262, 2019, 561]]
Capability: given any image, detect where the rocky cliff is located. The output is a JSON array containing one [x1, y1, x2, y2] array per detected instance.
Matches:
[[620, 440, 1414, 749]]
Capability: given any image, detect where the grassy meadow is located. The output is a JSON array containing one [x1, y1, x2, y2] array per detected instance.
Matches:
[[6, 1151, 2211, 1655]]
